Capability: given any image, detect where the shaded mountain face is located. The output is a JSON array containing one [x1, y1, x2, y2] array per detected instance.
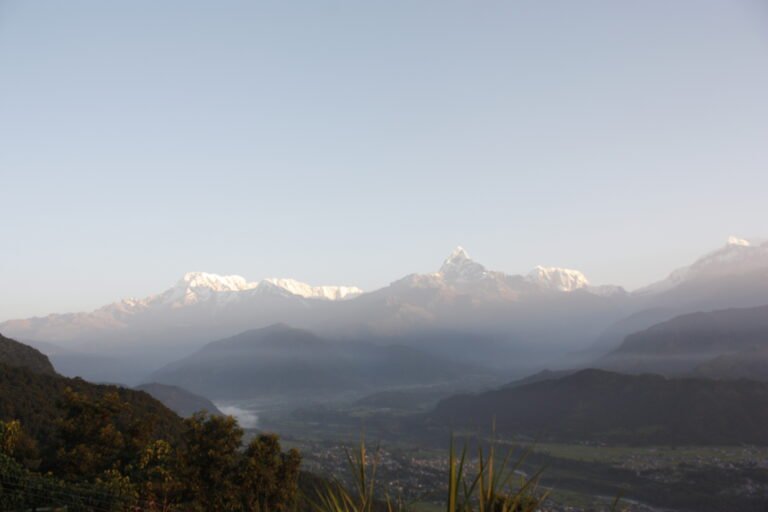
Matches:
[[431, 369, 768, 445], [151, 324, 493, 401], [602, 304, 768, 376], [502, 368, 577, 388], [0, 332, 56, 375], [135, 383, 223, 418], [694, 347, 768, 381]]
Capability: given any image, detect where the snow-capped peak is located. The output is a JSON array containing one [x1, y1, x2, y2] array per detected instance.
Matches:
[[527, 266, 590, 292], [159, 272, 361, 306], [439, 246, 488, 282], [727, 236, 751, 247], [263, 278, 363, 300], [444, 246, 470, 263], [636, 237, 768, 295], [178, 272, 257, 292]]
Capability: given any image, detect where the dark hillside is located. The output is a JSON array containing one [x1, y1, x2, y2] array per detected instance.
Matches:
[[432, 369, 768, 445], [0, 332, 55, 375], [0, 361, 184, 461]]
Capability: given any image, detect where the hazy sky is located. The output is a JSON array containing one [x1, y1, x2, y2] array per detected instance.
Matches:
[[1, 0, 767, 321]]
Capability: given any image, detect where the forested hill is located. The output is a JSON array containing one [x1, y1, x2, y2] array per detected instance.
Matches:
[[431, 369, 768, 445], [0, 332, 55, 375], [0, 333, 305, 512], [0, 361, 184, 460]]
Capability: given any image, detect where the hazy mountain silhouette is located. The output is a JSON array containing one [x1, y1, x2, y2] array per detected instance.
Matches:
[[151, 324, 491, 401], [603, 304, 768, 376], [593, 238, 768, 352], [135, 382, 223, 417], [432, 368, 768, 445]]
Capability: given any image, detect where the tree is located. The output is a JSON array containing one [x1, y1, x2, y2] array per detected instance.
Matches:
[[239, 433, 301, 512], [55, 387, 149, 481], [178, 412, 243, 511], [137, 439, 183, 512], [0, 419, 39, 469]]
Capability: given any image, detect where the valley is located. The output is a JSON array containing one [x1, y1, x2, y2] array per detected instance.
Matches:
[[253, 397, 768, 512]]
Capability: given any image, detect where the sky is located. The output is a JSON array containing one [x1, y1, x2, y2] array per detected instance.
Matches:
[[1, 0, 767, 321]]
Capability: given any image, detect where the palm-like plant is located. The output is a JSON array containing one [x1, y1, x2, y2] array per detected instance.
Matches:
[[312, 436, 548, 512]]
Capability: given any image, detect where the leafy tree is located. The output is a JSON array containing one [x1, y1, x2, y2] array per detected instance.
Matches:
[[56, 388, 134, 481], [178, 412, 243, 511], [239, 433, 301, 512], [138, 439, 183, 512], [0, 419, 39, 469]]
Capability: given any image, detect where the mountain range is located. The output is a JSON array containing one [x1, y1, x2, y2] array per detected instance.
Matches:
[[4, 237, 768, 385]]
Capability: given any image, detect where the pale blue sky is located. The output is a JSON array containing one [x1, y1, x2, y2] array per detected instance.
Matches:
[[1, 0, 767, 320]]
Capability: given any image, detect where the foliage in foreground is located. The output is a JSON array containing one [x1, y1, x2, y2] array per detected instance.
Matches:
[[313, 438, 549, 512], [0, 390, 301, 512]]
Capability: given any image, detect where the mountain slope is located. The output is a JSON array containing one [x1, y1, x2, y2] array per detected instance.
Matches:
[[0, 272, 362, 348], [0, 336, 183, 457], [431, 369, 768, 445], [134, 383, 223, 417], [0, 332, 56, 375], [603, 304, 768, 375], [151, 324, 487, 401], [594, 237, 768, 352], [693, 347, 768, 381]]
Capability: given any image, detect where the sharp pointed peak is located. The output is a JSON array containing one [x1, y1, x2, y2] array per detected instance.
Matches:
[[439, 246, 489, 281], [444, 246, 470, 262]]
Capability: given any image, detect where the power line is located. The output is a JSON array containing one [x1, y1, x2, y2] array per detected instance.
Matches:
[[0, 472, 165, 512]]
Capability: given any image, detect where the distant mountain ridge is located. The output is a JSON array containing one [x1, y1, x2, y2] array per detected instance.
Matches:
[[0, 271, 362, 344], [0, 246, 622, 346], [151, 324, 493, 401], [431, 368, 768, 445], [135, 383, 223, 418], [603, 304, 768, 377], [637, 236, 768, 295], [592, 237, 768, 351], [4, 238, 768, 385]]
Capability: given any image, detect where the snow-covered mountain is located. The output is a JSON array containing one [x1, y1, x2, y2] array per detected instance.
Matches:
[[591, 236, 768, 352], [439, 246, 490, 283], [168, 271, 363, 303], [526, 266, 589, 292], [391, 246, 619, 298], [0, 272, 362, 346], [262, 278, 362, 300], [636, 237, 768, 295]]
